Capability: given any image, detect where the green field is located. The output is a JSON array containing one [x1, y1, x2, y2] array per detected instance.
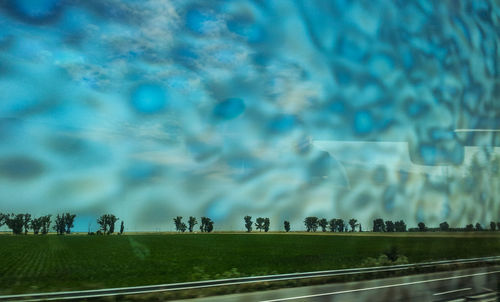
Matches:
[[1, 233, 500, 294]]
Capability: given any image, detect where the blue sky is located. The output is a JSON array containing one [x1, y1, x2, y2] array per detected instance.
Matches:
[[0, 0, 499, 232]]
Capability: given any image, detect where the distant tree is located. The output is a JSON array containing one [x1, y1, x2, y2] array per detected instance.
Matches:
[[264, 218, 270, 232], [394, 220, 406, 232], [304, 217, 319, 232], [497, 222, 500, 230], [284, 220, 290, 232], [97, 215, 108, 234], [108, 215, 118, 234], [417, 222, 426, 232], [465, 224, 474, 231], [359, 223, 362, 232], [328, 219, 345, 232], [179, 222, 187, 233], [97, 214, 118, 235], [475, 223, 483, 231], [385, 221, 395, 232], [5, 214, 24, 234], [64, 213, 76, 234], [173, 216, 183, 232], [41, 215, 51, 235], [22, 214, 31, 235], [31, 217, 43, 235], [244, 216, 253, 232], [0, 213, 5, 228], [349, 219, 357, 232], [255, 217, 265, 232], [439, 222, 449, 231], [200, 217, 214, 232], [336, 219, 345, 232], [188, 216, 197, 232], [205, 218, 214, 232], [318, 218, 328, 232], [491, 221, 496, 231], [200, 217, 206, 232], [373, 218, 385, 232], [120, 221, 124, 234], [54, 214, 66, 235], [328, 219, 336, 232]]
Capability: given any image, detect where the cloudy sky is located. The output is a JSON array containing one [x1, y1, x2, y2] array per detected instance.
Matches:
[[0, 0, 499, 232]]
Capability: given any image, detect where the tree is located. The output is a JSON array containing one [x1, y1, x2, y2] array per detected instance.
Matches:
[[5, 214, 24, 234], [329, 219, 344, 232], [54, 214, 66, 235], [179, 222, 187, 233], [263, 218, 270, 232], [64, 213, 76, 234], [41, 215, 51, 234], [108, 215, 118, 234], [244, 216, 253, 232], [284, 220, 290, 232], [490, 221, 496, 231], [394, 220, 406, 232], [385, 220, 395, 232], [120, 221, 124, 234], [318, 218, 328, 232], [0, 213, 5, 228], [349, 219, 357, 232], [23, 214, 31, 235], [439, 222, 449, 231], [31, 217, 43, 235], [255, 217, 265, 232], [97, 215, 108, 234], [417, 222, 426, 232], [475, 223, 483, 231], [205, 218, 214, 232], [200, 217, 206, 232], [497, 222, 500, 230], [200, 217, 214, 232], [173, 216, 183, 232], [328, 219, 336, 232], [97, 214, 118, 235], [465, 224, 474, 231], [336, 219, 345, 232], [188, 216, 197, 232], [373, 218, 385, 232], [304, 217, 319, 232]]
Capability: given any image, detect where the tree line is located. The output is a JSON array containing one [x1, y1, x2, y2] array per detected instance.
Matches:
[[0, 213, 74, 235], [172, 216, 214, 232], [3, 212, 500, 234], [0, 212, 124, 235]]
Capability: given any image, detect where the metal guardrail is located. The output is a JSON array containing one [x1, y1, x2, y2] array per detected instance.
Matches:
[[1, 255, 500, 301]]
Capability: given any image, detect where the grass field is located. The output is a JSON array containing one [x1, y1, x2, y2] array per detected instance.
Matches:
[[1, 233, 500, 294]]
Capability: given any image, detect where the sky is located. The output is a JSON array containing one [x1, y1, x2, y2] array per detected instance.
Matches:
[[0, 0, 499, 232]]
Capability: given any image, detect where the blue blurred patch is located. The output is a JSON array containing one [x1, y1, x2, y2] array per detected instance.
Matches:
[[328, 100, 347, 114], [186, 9, 217, 34], [227, 18, 265, 43], [131, 84, 168, 114], [406, 100, 429, 117], [7, 0, 63, 23], [213, 98, 245, 120], [353, 110, 374, 134], [123, 163, 159, 184], [372, 166, 387, 184], [383, 185, 397, 212], [0, 156, 45, 180], [268, 114, 296, 133]]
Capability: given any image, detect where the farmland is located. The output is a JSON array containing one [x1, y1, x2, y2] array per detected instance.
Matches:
[[1, 233, 500, 294]]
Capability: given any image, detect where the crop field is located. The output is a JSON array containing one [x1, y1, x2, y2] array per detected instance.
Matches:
[[1, 233, 500, 294]]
